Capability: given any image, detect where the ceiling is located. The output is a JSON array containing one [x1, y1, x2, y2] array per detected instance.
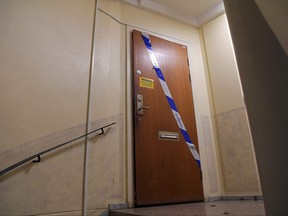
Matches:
[[119, 0, 225, 27]]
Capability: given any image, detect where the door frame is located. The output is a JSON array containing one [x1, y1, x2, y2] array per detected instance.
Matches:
[[126, 26, 209, 207]]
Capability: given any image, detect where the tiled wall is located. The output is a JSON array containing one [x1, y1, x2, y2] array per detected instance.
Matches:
[[216, 108, 261, 195], [201, 115, 219, 194]]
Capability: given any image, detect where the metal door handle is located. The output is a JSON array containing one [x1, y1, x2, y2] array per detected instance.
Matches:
[[137, 94, 150, 115], [138, 106, 150, 111]]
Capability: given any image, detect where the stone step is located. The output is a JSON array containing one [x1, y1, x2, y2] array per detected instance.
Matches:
[[109, 200, 265, 216]]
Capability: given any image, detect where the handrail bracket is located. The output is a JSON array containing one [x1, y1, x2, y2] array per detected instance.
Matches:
[[32, 155, 41, 163], [98, 128, 104, 135]]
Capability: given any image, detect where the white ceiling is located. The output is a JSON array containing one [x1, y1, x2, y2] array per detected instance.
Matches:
[[119, 0, 225, 27]]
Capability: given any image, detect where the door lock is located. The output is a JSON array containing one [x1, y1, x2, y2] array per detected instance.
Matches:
[[137, 94, 150, 115]]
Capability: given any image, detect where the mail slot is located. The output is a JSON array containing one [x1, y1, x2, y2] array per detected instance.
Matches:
[[158, 131, 179, 141]]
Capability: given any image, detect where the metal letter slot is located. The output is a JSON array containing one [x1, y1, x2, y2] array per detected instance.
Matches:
[[137, 94, 150, 115], [158, 131, 179, 141]]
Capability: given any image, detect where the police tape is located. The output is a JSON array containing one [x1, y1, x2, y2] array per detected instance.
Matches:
[[141, 32, 201, 168]]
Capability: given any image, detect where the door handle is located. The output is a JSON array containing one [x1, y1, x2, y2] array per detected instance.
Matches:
[[138, 106, 150, 110], [137, 94, 150, 115], [138, 106, 150, 112]]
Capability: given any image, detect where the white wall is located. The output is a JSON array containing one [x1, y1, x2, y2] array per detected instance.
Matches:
[[0, 0, 126, 215], [86, 0, 127, 209], [201, 14, 261, 195], [0, 0, 92, 215], [0, 0, 93, 153], [201, 15, 243, 114]]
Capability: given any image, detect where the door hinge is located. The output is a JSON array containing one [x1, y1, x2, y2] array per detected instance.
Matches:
[[187, 58, 190, 66], [189, 73, 191, 82]]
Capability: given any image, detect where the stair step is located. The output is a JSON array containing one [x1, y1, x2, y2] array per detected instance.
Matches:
[[109, 200, 265, 216]]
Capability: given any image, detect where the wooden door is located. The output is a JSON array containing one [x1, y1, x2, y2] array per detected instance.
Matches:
[[133, 30, 203, 206]]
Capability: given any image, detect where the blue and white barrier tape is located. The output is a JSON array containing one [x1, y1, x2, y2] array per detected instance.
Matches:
[[141, 32, 201, 168]]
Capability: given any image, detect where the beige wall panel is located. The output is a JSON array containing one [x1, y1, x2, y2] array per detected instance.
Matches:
[[0, 0, 94, 152], [0, 140, 85, 215], [202, 14, 243, 115], [87, 5, 126, 208], [202, 14, 261, 196], [86, 115, 126, 209], [0, 0, 94, 215], [216, 108, 261, 195], [89, 12, 126, 121]]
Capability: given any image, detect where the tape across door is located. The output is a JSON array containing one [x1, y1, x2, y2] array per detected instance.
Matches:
[[141, 32, 201, 168]]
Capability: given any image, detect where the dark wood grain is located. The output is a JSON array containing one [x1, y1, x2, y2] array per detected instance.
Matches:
[[133, 30, 204, 206]]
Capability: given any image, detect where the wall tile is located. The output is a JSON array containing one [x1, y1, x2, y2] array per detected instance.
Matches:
[[216, 108, 261, 195]]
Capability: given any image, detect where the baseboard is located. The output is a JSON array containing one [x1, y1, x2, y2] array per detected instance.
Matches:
[[108, 203, 129, 211], [208, 195, 263, 202]]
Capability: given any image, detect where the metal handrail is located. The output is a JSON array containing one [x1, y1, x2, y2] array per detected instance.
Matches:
[[0, 122, 116, 177]]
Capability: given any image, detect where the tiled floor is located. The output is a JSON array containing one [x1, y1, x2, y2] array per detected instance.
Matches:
[[110, 200, 265, 216]]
